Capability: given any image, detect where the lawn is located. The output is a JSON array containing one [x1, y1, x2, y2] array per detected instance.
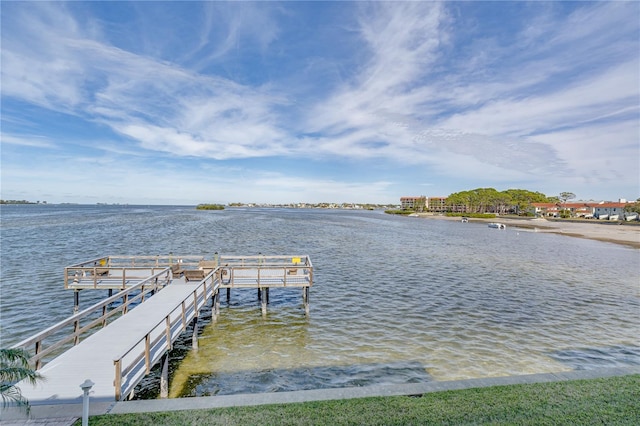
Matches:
[[81, 374, 639, 425]]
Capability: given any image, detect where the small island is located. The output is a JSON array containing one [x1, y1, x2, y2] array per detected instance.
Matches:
[[196, 203, 225, 210], [0, 199, 46, 204]]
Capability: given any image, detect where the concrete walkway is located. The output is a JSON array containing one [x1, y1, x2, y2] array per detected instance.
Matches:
[[3, 366, 638, 424]]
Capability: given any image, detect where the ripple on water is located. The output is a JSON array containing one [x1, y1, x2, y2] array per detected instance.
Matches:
[[2, 206, 639, 397]]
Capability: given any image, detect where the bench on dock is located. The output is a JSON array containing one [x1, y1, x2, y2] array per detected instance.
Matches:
[[181, 261, 220, 282], [199, 260, 218, 273], [171, 264, 185, 277], [184, 269, 206, 282]]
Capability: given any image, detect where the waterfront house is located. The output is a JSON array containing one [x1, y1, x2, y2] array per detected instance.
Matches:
[[530, 203, 560, 217], [593, 202, 629, 220], [525, 201, 637, 220]]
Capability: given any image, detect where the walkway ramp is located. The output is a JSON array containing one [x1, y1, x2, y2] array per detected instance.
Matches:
[[16, 281, 213, 404]]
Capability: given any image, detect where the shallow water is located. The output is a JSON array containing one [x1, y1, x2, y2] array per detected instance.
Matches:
[[1, 205, 638, 397]]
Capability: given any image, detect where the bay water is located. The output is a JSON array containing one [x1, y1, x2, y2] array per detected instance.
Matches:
[[1, 205, 638, 397]]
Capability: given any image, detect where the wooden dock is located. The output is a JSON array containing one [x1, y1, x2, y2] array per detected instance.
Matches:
[[11, 254, 313, 403]]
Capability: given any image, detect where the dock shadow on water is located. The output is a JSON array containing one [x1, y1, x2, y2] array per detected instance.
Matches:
[[178, 361, 432, 397]]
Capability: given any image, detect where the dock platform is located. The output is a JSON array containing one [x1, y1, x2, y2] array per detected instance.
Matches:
[[10, 254, 313, 403]]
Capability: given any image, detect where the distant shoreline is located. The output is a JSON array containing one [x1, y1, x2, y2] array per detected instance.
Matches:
[[416, 214, 640, 249]]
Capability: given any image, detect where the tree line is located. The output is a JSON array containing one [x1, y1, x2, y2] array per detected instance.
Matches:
[[434, 188, 552, 215]]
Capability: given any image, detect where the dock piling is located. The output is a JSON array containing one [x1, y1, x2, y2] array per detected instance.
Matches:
[[303, 287, 310, 314], [191, 317, 199, 350], [160, 353, 169, 399], [261, 287, 267, 314]]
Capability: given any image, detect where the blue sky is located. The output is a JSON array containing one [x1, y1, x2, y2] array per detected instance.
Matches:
[[1, 1, 638, 205]]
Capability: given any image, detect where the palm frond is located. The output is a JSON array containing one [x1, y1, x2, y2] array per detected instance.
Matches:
[[1, 347, 44, 414]]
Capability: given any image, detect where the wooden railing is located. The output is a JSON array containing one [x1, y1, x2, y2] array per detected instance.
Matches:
[[219, 255, 312, 268], [113, 270, 220, 401], [65, 255, 206, 269], [12, 268, 171, 369], [64, 255, 207, 289], [218, 255, 313, 288]]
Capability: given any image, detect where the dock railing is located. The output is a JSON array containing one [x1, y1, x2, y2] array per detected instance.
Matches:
[[113, 269, 221, 401], [64, 255, 207, 289], [12, 268, 171, 370], [218, 255, 313, 288]]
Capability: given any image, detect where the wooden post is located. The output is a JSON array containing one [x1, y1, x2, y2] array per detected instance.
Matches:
[[261, 288, 267, 314], [181, 301, 186, 331], [226, 288, 231, 302], [74, 290, 80, 313], [160, 353, 169, 399], [35, 341, 42, 370], [73, 320, 80, 345], [114, 359, 122, 401], [165, 316, 172, 350]]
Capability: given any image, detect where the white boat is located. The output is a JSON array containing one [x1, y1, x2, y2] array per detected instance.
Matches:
[[488, 222, 506, 229]]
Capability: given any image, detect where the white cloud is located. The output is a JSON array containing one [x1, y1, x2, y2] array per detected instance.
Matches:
[[189, 2, 281, 67], [0, 134, 56, 149], [2, 2, 291, 162], [530, 120, 639, 182], [1, 1, 638, 203], [440, 60, 639, 137]]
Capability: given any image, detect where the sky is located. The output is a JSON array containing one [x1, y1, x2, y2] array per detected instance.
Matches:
[[1, 1, 639, 205]]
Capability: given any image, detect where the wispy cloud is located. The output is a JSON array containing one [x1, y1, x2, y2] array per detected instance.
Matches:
[[1, 1, 638, 203], [0, 134, 56, 149], [2, 2, 290, 160]]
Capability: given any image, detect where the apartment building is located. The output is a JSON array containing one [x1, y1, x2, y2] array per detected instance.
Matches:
[[400, 196, 426, 210]]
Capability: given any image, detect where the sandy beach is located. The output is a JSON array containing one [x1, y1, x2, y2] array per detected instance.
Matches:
[[418, 214, 640, 249]]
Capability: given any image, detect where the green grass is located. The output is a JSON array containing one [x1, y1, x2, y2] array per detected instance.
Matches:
[[82, 375, 639, 425]]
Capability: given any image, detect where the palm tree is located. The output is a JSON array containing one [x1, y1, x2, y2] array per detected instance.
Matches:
[[1, 348, 44, 413]]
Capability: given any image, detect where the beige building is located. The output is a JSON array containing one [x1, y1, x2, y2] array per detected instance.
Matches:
[[427, 196, 448, 213], [400, 196, 426, 210]]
